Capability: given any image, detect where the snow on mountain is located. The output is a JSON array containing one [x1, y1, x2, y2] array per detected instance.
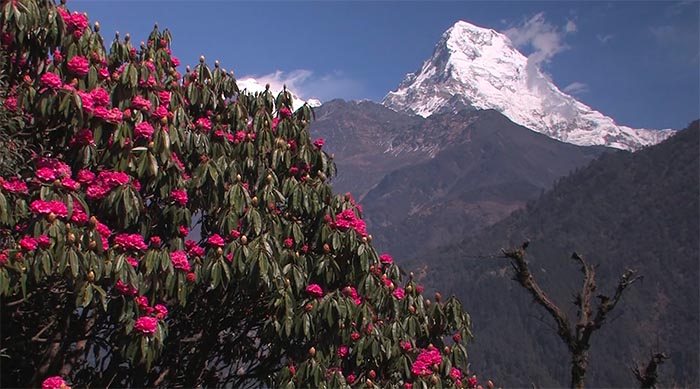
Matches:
[[383, 20, 675, 151], [236, 77, 321, 110]]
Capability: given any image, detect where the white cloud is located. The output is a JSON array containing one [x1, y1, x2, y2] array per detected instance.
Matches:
[[596, 34, 614, 44], [238, 69, 366, 105], [504, 13, 573, 91], [563, 81, 589, 95], [565, 20, 577, 33]]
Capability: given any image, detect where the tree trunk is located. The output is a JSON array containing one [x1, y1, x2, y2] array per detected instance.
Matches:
[[571, 350, 589, 389]]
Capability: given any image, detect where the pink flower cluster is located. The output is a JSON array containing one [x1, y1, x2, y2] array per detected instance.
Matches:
[[57, 8, 88, 34], [450, 367, 463, 381], [313, 138, 325, 149], [134, 316, 158, 335], [171, 189, 188, 206], [67, 56, 89, 77], [115, 280, 137, 296], [331, 209, 367, 237], [170, 250, 191, 271], [134, 122, 154, 140], [86, 170, 130, 200], [42, 375, 70, 389], [36, 157, 71, 179], [343, 286, 362, 305], [29, 199, 67, 218], [93, 106, 123, 123], [306, 283, 324, 298], [207, 234, 225, 247], [113, 233, 148, 251], [91, 88, 110, 106], [393, 287, 405, 300], [185, 240, 204, 257], [19, 235, 38, 251], [379, 253, 393, 264], [40, 72, 63, 89], [1, 178, 28, 194], [196, 117, 211, 131], [279, 107, 292, 118], [337, 345, 348, 358], [411, 348, 442, 377], [152, 105, 168, 120], [131, 95, 152, 111], [69, 129, 94, 147]]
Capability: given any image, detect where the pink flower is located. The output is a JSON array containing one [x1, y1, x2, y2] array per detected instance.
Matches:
[[61, 177, 80, 190], [157, 91, 171, 107], [19, 235, 37, 251], [135, 295, 149, 309], [115, 280, 137, 296], [404, 383, 413, 389], [67, 56, 89, 76], [416, 285, 423, 294], [75, 90, 94, 113], [196, 117, 211, 131], [170, 250, 191, 271], [411, 348, 442, 376], [279, 107, 292, 118], [37, 235, 51, 249], [42, 376, 69, 389], [98, 67, 110, 79], [351, 332, 360, 341], [30, 200, 67, 217], [400, 341, 412, 352], [453, 333, 462, 343], [344, 286, 362, 305], [306, 283, 323, 298], [379, 254, 393, 264], [171, 189, 188, 206], [134, 316, 158, 335], [337, 345, 348, 358], [69, 129, 94, 147], [207, 234, 225, 247], [95, 221, 112, 238], [331, 209, 367, 237], [134, 122, 154, 140], [450, 368, 463, 381], [93, 106, 123, 123], [186, 272, 196, 283], [150, 236, 162, 247], [91, 88, 110, 107], [284, 237, 293, 248], [3, 95, 17, 111], [154, 304, 168, 319], [113, 233, 148, 251], [36, 167, 57, 181], [70, 202, 88, 224], [230, 230, 241, 239], [346, 374, 355, 384], [139, 76, 156, 89], [179, 225, 189, 236], [2, 179, 28, 194], [86, 184, 109, 199], [152, 105, 168, 120], [131, 95, 152, 111], [468, 375, 478, 388], [271, 117, 280, 131], [40, 72, 63, 89], [393, 287, 405, 300], [171, 56, 180, 67], [126, 257, 138, 267], [76, 169, 95, 184], [97, 171, 130, 188], [313, 138, 325, 149]]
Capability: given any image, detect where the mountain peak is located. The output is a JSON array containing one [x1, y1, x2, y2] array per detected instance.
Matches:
[[383, 20, 674, 151]]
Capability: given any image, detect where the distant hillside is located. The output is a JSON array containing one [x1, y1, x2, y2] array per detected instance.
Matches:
[[311, 103, 604, 260], [360, 109, 604, 259], [406, 121, 699, 387]]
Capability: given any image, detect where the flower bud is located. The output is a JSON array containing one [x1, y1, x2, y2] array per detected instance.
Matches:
[[308, 346, 316, 357]]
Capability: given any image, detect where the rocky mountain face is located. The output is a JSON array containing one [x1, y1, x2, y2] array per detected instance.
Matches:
[[383, 20, 675, 151], [403, 121, 699, 388], [310, 101, 605, 260]]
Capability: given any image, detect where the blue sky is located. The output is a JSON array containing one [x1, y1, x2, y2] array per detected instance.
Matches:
[[72, 1, 698, 130]]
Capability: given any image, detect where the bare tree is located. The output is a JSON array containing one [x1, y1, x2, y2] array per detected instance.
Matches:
[[632, 352, 668, 389], [502, 242, 642, 389]]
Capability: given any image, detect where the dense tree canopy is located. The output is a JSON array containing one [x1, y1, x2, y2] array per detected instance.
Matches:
[[0, 1, 479, 388]]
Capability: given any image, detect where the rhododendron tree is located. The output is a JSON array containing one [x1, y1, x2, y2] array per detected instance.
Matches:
[[0, 1, 481, 388]]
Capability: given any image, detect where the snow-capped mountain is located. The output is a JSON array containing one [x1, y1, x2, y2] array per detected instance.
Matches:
[[236, 77, 321, 109], [383, 20, 674, 151]]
